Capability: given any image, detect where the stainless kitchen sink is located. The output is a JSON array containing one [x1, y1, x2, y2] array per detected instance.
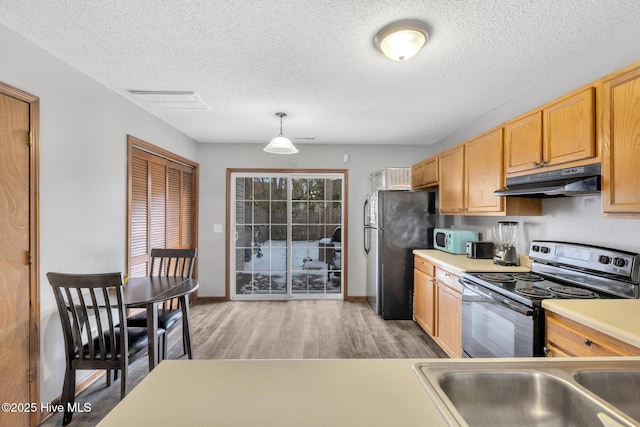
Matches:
[[413, 359, 640, 427], [573, 369, 640, 422]]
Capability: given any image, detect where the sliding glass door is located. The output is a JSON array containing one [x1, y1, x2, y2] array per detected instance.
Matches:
[[230, 172, 344, 300]]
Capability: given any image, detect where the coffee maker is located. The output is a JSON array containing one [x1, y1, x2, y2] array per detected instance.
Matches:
[[493, 221, 520, 266]]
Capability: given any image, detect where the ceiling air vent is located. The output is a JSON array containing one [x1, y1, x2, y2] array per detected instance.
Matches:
[[127, 90, 209, 110]]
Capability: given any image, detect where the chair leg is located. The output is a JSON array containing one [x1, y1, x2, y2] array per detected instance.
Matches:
[[161, 332, 167, 360], [120, 366, 128, 399], [180, 296, 194, 359], [182, 325, 188, 357], [61, 368, 76, 426]]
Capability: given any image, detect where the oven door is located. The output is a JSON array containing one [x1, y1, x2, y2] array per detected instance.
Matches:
[[460, 278, 537, 358]]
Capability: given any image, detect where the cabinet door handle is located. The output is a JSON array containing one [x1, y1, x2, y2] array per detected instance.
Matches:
[[584, 338, 593, 346], [543, 346, 550, 355], [541, 160, 548, 166], [533, 161, 540, 167]]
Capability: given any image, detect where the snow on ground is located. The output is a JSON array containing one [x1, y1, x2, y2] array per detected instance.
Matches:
[[237, 240, 341, 295]]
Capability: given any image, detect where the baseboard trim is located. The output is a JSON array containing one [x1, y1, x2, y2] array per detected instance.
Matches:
[[346, 295, 367, 302], [195, 296, 227, 303]]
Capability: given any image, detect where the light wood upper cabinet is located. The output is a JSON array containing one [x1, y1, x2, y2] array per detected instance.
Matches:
[[505, 86, 596, 175], [601, 63, 640, 215], [465, 128, 504, 213], [504, 111, 542, 174], [438, 145, 465, 214], [543, 87, 596, 166], [438, 129, 541, 216], [411, 156, 438, 189]]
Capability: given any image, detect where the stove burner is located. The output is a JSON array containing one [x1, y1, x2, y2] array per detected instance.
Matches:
[[515, 288, 552, 298], [547, 286, 599, 299], [512, 273, 544, 282], [478, 273, 516, 283]]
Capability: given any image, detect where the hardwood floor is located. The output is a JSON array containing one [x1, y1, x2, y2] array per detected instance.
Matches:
[[38, 300, 447, 426]]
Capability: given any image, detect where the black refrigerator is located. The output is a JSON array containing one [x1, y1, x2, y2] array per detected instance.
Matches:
[[364, 190, 437, 320]]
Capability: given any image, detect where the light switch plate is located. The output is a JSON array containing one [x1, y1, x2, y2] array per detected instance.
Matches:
[[213, 224, 223, 233]]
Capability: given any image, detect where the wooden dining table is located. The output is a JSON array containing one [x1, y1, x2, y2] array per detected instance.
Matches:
[[121, 276, 199, 371]]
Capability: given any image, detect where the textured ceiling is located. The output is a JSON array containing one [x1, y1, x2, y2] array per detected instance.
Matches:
[[1, 1, 640, 146]]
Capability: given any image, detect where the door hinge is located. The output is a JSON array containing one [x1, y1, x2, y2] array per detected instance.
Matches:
[[26, 250, 33, 265], [29, 368, 35, 383], [28, 131, 33, 147]]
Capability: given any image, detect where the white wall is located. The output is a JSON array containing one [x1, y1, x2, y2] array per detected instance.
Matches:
[[0, 24, 199, 404], [197, 143, 431, 297], [450, 196, 640, 257], [431, 26, 640, 152]]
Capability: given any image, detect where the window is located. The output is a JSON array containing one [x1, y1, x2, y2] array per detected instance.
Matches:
[[229, 171, 346, 300]]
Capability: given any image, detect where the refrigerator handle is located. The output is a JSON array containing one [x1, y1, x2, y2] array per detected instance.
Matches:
[[363, 198, 372, 253], [363, 226, 375, 254], [363, 198, 369, 226]]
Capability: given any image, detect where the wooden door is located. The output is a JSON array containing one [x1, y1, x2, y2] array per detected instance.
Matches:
[[128, 137, 198, 278], [422, 156, 438, 187], [410, 161, 425, 189], [438, 145, 465, 214], [0, 84, 39, 427], [465, 128, 504, 213], [413, 268, 434, 335], [543, 87, 595, 167], [435, 283, 462, 357], [504, 111, 542, 174], [601, 64, 640, 214]]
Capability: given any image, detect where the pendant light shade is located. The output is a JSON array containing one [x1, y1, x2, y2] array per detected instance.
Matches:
[[374, 20, 430, 61], [264, 112, 298, 154]]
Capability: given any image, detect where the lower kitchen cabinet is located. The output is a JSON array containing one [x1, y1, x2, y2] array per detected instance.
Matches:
[[413, 258, 436, 335], [435, 278, 462, 358], [545, 311, 640, 357], [413, 256, 462, 358]]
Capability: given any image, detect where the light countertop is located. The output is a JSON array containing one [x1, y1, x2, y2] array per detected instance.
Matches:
[[97, 359, 449, 427], [542, 299, 640, 348], [413, 249, 530, 274], [98, 357, 640, 426]]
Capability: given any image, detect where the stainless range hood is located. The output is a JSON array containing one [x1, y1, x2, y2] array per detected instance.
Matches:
[[494, 163, 601, 198]]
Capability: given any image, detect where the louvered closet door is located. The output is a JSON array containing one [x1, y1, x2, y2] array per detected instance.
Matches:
[[129, 148, 195, 277]]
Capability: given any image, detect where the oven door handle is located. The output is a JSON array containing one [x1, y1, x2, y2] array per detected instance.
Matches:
[[460, 278, 534, 316]]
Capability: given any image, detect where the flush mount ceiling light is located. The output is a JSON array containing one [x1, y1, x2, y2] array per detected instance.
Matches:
[[373, 19, 430, 61], [263, 112, 299, 154]]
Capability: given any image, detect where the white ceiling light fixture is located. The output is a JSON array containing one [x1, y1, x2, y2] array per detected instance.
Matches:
[[373, 19, 430, 61], [264, 112, 299, 154]]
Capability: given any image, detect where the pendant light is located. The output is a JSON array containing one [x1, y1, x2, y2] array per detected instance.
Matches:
[[263, 112, 298, 154], [374, 19, 430, 61]]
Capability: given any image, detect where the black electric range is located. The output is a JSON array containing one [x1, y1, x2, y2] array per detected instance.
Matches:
[[459, 240, 640, 358]]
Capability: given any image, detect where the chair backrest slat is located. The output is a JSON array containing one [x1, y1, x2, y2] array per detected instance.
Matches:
[[149, 248, 197, 278]]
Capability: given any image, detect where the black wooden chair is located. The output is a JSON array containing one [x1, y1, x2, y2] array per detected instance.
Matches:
[[47, 272, 161, 426], [127, 248, 197, 359]]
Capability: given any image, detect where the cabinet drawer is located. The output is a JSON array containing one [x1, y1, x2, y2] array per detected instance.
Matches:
[[414, 257, 435, 276], [545, 313, 639, 357], [435, 267, 461, 293]]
